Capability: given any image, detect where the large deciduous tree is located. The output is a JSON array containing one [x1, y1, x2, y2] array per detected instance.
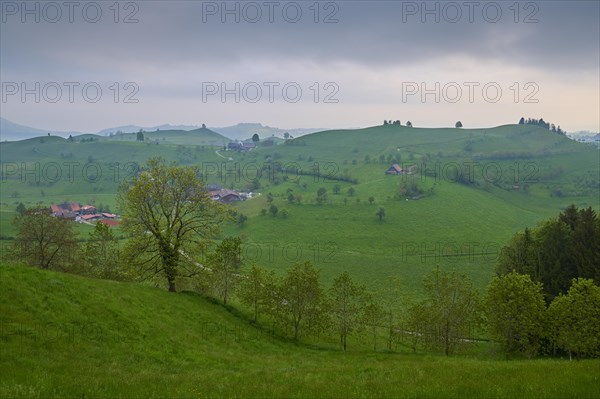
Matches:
[[485, 271, 546, 358], [13, 207, 78, 270], [118, 158, 224, 292], [547, 278, 600, 359]]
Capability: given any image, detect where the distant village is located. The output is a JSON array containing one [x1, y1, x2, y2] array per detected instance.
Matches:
[[50, 187, 252, 226], [50, 202, 120, 227]]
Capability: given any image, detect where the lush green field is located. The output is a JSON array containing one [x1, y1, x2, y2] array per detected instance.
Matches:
[[1, 124, 598, 295], [1, 264, 599, 399], [220, 124, 599, 290]]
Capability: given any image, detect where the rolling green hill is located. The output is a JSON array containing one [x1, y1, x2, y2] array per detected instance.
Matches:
[[1, 264, 599, 399], [219, 124, 598, 290], [100, 127, 231, 146], [0, 124, 598, 294]]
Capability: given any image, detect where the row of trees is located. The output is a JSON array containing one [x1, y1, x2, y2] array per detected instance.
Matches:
[[364, 153, 402, 165], [383, 120, 413, 127], [11, 208, 123, 280], [486, 273, 600, 359], [518, 117, 566, 135], [233, 263, 599, 358], [10, 209, 599, 359], [496, 205, 600, 301]]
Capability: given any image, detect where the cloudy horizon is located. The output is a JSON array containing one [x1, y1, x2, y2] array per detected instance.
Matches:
[[1, 1, 599, 133]]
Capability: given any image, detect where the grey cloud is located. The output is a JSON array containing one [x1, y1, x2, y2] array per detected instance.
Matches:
[[1, 1, 598, 75]]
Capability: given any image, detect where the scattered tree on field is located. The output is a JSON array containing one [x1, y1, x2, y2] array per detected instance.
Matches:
[[15, 202, 26, 216], [376, 207, 385, 221], [316, 187, 328, 205]]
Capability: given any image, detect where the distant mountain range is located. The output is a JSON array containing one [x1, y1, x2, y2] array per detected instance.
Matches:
[[0, 117, 86, 141], [0, 118, 326, 142]]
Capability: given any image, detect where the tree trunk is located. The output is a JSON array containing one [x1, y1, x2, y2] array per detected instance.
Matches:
[[373, 332, 377, 352], [444, 321, 450, 356], [162, 245, 178, 292], [165, 262, 177, 292]]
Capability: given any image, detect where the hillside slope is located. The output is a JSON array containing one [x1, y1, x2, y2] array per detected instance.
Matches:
[[0, 124, 597, 292], [1, 264, 599, 398]]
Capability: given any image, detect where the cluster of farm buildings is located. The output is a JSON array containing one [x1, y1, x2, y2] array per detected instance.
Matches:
[[49, 189, 250, 226], [50, 202, 120, 227], [226, 137, 278, 152]]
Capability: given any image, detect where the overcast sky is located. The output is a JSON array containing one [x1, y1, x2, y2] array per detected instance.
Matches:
[[1, 0, 599, 133]]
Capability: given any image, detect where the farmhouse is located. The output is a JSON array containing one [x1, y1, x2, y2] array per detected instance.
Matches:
[[209, 189, 243, 204], [242, 142, 256, 151], [50, 202, 80, 219], [80, 214, 102, 222], [385, 164, 404, 175], [80, 205, 97, 214], [227, 141, 257, 152], [227, 141, 242, 151]]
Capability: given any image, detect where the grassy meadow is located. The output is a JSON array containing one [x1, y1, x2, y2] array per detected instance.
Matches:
[[0, 123, 599, 397], [1, 264, 599, 399], [1, 124, 598, 294]]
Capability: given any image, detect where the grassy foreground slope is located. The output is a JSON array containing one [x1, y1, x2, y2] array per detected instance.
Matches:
[[1, 264, 599, 399]]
